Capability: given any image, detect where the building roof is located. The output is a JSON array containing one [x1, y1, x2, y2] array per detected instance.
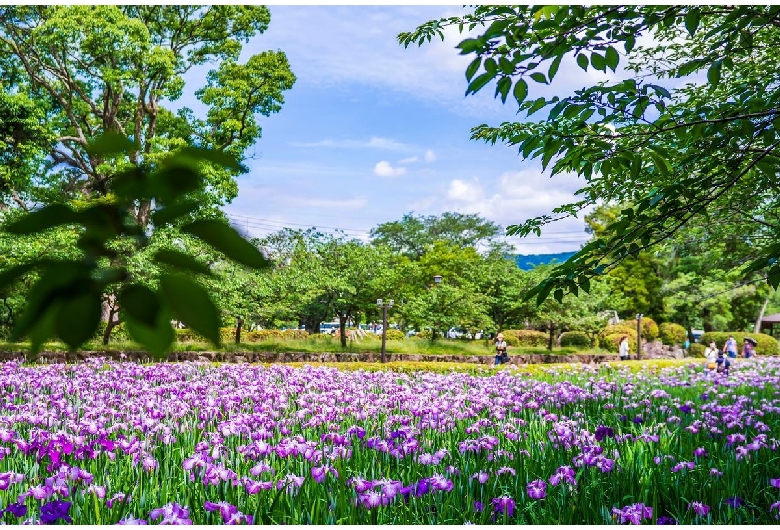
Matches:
[[760, 312, 780, 324]]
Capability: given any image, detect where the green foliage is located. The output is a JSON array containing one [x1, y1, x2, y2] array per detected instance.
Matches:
[[503, 329, 548, 347], [699, 331, 779, 356], [658, 322, 687, 345], [602, 333, 637, 354], [384, 329, 405, 341], [689, 343, 706, 358], [400, 5, 780, 303], [639, 317, 659, 341], [559, 331, 591, 348], [0, 135, 270, 357]]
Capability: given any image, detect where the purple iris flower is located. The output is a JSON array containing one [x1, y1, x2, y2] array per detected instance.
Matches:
[[688, 501, 710, 517], [149, 503, 192, 525], [679, 404, 692, 414], [473, 501, 484, 512], [40, 500, 72, 524], [693, 447, 708, 458], [116, 517, 149, 525], [725, 496, 744, 508], [595, 425, 615, 442], [526, 479, 547, 500], [491, 496, 515, 517], [204, 500, 237, 522], [770, 478, 780, 488], [633, 416, 644, 425], [4, 503, 27, 518], [657, 515, 677, 525]]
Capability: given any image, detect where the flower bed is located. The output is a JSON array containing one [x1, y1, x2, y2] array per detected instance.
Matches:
[[0, 358, 778, 524]]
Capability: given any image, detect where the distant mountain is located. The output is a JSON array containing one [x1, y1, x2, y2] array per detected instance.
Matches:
[[510, 252, 577, 270]]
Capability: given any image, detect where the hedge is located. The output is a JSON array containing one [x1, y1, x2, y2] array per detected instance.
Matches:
[[502, 329, 549, 348], [559, 331, 591, 348], [698, 331, 779, 356], [689, 343, 705, 358], [659, 322, 687, 346]]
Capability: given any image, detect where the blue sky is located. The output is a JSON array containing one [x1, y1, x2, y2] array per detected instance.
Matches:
[[186, 5, 621, 254]]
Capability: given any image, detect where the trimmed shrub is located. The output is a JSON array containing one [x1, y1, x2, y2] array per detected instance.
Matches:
[[639, 317, 659, 341], [559, 331, 591, 348], [281, 329, 308, 340], [503, 329, 549, 347], [689, 343, 705, 358], [602, 323, 638, 337], [698, 331, 779, 356], [658, 323, 687, 346], [244, 329, 283, 342], [602, 333, 637, 354], [384, 329, 405, 341]]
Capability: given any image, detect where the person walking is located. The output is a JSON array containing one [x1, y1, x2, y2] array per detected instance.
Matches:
[[494, 333, 508, 366], [618, 336, 630, 361], [723, 335, 738, 359]]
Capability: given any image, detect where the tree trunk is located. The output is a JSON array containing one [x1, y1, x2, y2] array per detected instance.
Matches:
[[339, 315, 347, 348], [548, 321, 554, 351], [755, 295, 770, 334], [102, 295, 120, 345]]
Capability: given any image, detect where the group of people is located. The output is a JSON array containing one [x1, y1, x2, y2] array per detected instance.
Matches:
[[704, 335, 757, 375]]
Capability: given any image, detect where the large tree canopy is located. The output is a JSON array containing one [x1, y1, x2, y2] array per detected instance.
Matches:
[[0, 5, 295, 223], [400, 5, 780, 302]]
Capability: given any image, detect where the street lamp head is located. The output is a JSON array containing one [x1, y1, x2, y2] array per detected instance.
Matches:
[[388, 299, 394, 307], [433, 275, 442, 284], [376, 299, 383, 307]]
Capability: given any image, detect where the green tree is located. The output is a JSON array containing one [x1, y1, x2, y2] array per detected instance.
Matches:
[[370, 212, 501, 259], [400, 5, 780, 302], [0, 5, 295, 220]]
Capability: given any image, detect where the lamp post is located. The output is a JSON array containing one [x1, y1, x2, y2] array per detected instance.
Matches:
[[376, 298, 394, 363], [636, 313, 643, 360]]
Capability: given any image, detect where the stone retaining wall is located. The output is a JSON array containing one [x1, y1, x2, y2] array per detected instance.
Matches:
[[0, 350, 643, 365]]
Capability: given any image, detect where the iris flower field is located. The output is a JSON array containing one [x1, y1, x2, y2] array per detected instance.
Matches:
[[0, 358, 779, 524]]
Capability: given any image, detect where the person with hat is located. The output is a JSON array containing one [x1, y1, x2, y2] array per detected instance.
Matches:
[[742, 337, 757, 359], [494, 333, 508, 366]]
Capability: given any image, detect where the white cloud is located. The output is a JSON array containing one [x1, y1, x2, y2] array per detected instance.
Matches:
[[424, 149, 436, 162], [447, 178, 484, 202], [398, 155, 419, 164], [290, 136, 411, 150], [374, 160, 407, 177]]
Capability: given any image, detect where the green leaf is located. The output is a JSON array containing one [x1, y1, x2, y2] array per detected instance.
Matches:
[[456, 37, 482, 54], [513, 79, 528, 105], [605, 46, 619, 72], [182, 219, 270, 269], [159, 273, 222, 346], [120, 284, 161, 328], [151, 200, 200, 227], [624, 35, 636, 54], [495, 76, 511, 103], [87, 133, 135, 156], [547, 54, 563, 80], [707, 60, 722, 88], [553, 288, 564, 303], [465, 57, 481, 81], [153, 249, 212, 276], [529, 72, 547, 84], [576, 53, 589, 71], [590, 52, 606, 72], [176, 147, 243, 173], [124, 306, 175, 359], [5, 204, 80, 234], [55, 290, 102, 350], [0, 262, 38, 289], [11, 264, 82, 342], [466, 72, 495, 95], [685, 8, 701, 36]]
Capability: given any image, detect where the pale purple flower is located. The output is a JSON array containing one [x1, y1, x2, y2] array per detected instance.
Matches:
[[688, 501, 710, 517], [204, 500, 237, 522], [471, 471, 489, 484], [710, 468, 723, 477], [693, 447, 708, 458], [612, 503, 652, 525], [549, 465, 577, 487], [770, 478, 780, 488], [149, 502, 192, 525], [88, 484, 107, 499], [770, 501, 780, 519], [526, 479, 547, 500], [107, 493, 127, 508], [116, 517, 149, 525], [491, 496, 516, 517]]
